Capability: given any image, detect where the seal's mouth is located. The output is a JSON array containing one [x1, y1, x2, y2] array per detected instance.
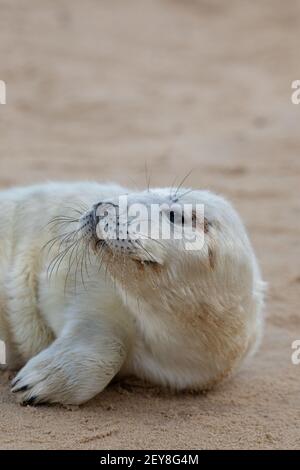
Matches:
[[94, 238, 160, 267]]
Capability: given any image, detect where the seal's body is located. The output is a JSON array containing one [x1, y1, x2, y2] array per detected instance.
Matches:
[[0, 182, 264, 405]]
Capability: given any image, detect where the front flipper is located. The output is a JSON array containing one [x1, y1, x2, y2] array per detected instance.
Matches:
[[11, 317, 129, 405]]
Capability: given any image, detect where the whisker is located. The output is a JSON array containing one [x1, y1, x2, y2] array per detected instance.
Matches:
[[135, 239, 157, 263], [169, 174, 179, 200], [173, 168, 194, 200], [42, 230, 78, 256], [64, 236, 83, 293], [176, 188, 196, 201], [144, 161, 151, 193], [47, 239, 78, 280]]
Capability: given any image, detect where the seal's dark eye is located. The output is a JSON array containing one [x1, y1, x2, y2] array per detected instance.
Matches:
[[169, 211, 175, 224], [168, 211, 185, 225]]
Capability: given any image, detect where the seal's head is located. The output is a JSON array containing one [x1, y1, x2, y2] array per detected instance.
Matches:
[[78, 187, 251, 298]]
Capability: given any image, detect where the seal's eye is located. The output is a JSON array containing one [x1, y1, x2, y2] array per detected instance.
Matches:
[[168, 211, 185, 226], [169, 211, 175, 224]]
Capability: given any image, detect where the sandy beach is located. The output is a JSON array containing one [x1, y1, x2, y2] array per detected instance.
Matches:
[[0, 0, 299, 449]]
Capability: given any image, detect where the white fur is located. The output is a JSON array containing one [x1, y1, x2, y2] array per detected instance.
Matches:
[[0, 182, 265, 405]]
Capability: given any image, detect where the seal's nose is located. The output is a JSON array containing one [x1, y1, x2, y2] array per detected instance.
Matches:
[[92, 202, 107, 228], [93, 201, 119, 221], [92, 201, 120, 239]]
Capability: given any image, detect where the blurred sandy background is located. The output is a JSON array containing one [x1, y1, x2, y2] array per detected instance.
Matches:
[[0, 0, 300, 449]]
